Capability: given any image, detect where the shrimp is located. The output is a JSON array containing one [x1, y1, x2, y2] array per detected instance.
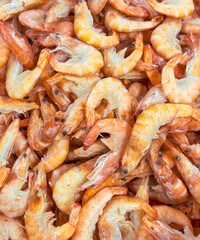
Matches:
[[38, 131, 69, 173], [128, 82, 147, 103], [74, 0, 119, 48], [82, 118, 132, 188], [6, 49, 49, 99], [0, 214, 28, 240], [0, 148, 32, 217], [120, 103, 200, 175], [182, 12, 200, 34], [53, 158, 97, 214], [0, 35, 10, 69], [162, 52, 200, 103], [49, 163, 76, 189], [151, 18, 189, 61], [25, 166, 81, 240], [72, 187, 127, 240], [149, 129, 188, 203], [165, 140, 200, 204], [0, 21, 35, 69], [98, 196, 157, 240], [86, 77, 134, 128], [13, 131, 40, 168], [145, 0, 194, 18], [87, 0, 108, 15], [0, 96, 38, 113], [49, 34, 103, 76], [105, 7, 163, 32], [103, 33, 143, 77], [109, 0, 148, 17]]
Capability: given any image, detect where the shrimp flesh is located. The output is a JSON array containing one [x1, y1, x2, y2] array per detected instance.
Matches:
[[103, 33, 143, 77], [72, 187, 127, 240], [145, 0, 194, 18], [98, 196, 157, 240], [82, 118, 132, 188], [74, 0, 119, 48], [105, 7, 163, 32], [6, 49, 49, 99], [0, 35, 10, 69], [162, 52, 200, 103], [128, 82, 147, 103], [0, 148, 32, 217], [53, 158, 97, 214], [25, 166, 81, 240], [49, 34, 103, 76], [120, 103, 200, 175], [0, 214, 28, 239], [87, 0, 108, 15], [86, 77, 134, 128]]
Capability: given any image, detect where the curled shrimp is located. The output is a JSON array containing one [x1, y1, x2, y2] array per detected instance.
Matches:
[[103, 33, 143, 77], [82, 118, 132, 188], [0, 148, 32, 217], [98, 196, 157, 240], [0, 21, 35, 69], [182, 11, 200, 34], [108, 0, 148, 17], [25, 166, 81, 240], [0, 96, 38, 113], [6, 49, 49, 99], [151, 18, 188, 61], [128, 82, 147, 103], [105, 7, 163, 32], [0, 214, 28, 239], [162, 52, 200, 103], [53, 158, 97, 215], [87, 0, 108, 15], [120, 103, 200, 175], [49, 34, 103, 76], [74, 0, 119, 48], [86, 77, 134, 128], [145, 0, 194, 18], [72, 187, 127, 240]]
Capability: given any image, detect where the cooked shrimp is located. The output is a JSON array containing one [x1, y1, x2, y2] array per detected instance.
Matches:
[[162, 52, 200, 103], [105, 7, 163, 32], [0, 21, 35, 69], [165, 140, 200, 204], [182, 12, 200, 34], [128, 82, 147, 103], [74, 0, 119, 48], [103, 33, 143, 77], [98, 196, 157, 240], [87, 0, 108, 15], [49, 163, 76, 189], [86, 77, 134, 128], [82, 118, 132, 188], [49, 34, 103, 76], [149, 129, 188, 202], [120, 103, 200, 175], [13, 131, 39, 168], [0, 214, 28, 239], [72, 187, 127, 240], [150, 18, 189, 61], [25, 166, 81, 240], [145, 0, 194, 18], [0, 96, 38, 113], [53, 158, 97, 214], [6, 49, 49, 99], [0, 35, 10, 69], [0, 148, 32, 217]]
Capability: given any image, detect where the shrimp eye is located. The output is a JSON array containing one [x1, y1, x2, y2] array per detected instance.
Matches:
[[36, 170, 38, 175], [43, 14, 47, 19], [158, 151, 162, 157], [42, 98, 47, 103], [54, 89, 59, 95], [121, 177, 126, 181], [62, 131, 67, 136], [183, 148, 191, 152], [176, 36, 181, 40], [23, 153, 27, 158], [61, 118, 65, 122], [138, 109, 143, 114], [35, 190, 39, 195], [175, 156, 181, 161], [123, 169, 128, 175], [54, 117, 59, 121], [196, 164, 200, 169], [145, 157, 148, 163], [156, 159, 162, 166], [151, 227, 154, 230]]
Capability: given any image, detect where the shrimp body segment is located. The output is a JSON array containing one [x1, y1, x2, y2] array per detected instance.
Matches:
[[74, 0, 119, 48], [98, 196, 157, 240], [6, 49, 49, 99], [86, 77, 134, 128], [25, 167, 81, 240], [105, 7, 163, 32], [145, 0, 194, 18], [72, 187, 127, 240], [121, 103, 200, 175], [162, 52, 200, 103], [49, 34, 104, 76], [103, 33, 143, 77], [0, 35, 10, 69]]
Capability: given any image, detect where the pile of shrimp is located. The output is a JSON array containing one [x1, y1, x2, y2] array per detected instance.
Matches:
[[1, 0, 200, 239]]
